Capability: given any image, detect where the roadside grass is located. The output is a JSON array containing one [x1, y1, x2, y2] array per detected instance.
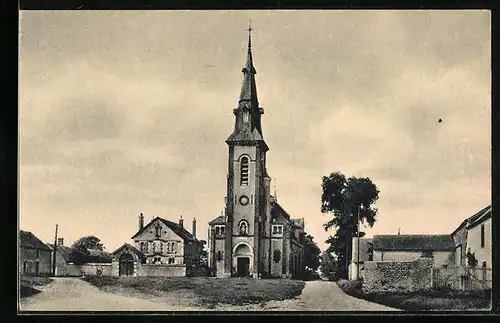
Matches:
[[337, 279, 491, 311], [20, 276, 54, 298], [83, 276, 305, 306]]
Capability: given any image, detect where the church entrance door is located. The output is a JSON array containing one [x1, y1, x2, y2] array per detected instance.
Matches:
[[236, 257, 250, 277], [119, 253, 135, 277]]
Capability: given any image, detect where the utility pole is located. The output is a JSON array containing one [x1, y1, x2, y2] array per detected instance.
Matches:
[[357, 204, 361, 280], [52, 224, 58, 277]]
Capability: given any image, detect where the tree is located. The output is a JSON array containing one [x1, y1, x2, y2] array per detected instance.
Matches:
[[321, 171, 379, 279], [303, 234, 321, 272], [68, 245, 90, 265], [71, 236, 104, 251], [320, 251, 337, 278]]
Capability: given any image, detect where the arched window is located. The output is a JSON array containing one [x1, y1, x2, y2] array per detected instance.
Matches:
[[240, 157, 249, 185], [217, 250, 223, 261]]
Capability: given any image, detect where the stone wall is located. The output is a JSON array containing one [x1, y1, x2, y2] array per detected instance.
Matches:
[[137, 264, 186, 277], [362, 258, 433, 292], [78, 263, 113, 276]]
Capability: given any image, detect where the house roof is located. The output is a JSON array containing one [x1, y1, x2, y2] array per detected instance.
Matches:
[[47, 244, 73, 261], [372, 234, 456, 251], [20, 230, 52, 251], [111, 243, 146, 262], [452, 205, 491, 235], [131, 217, 198, 242], [466, 205, 491, 230]]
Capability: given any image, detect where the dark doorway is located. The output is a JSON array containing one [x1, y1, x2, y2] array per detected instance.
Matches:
[[236, 257, 250, 277], [35, 261, 40, 276], [119, 253, 135, 277]]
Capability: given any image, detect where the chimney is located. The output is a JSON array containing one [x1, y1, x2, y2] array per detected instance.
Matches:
[[179, 215, 184, 228], [57, 238, 64, 246], [192, 217, 197, 238], [139, 213, 144, 231]]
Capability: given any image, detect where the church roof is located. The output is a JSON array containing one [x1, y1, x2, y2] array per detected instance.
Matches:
[[209, 215, 225, 225], [131, 217, 198, 242]]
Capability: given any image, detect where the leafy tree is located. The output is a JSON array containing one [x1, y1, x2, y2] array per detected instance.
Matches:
[[321, 171, 379, 279], [68, 245, 91, 265], [320, 251, 337, 278], [71, 236, 104, 251], [303, 234, 321, 272]]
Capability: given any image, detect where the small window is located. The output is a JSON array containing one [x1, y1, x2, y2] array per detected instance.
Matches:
[[240, 157, 249, 185], [272, 225, 283, 235], [215, 225, 225, 236], [154, 256, 161, 264], [168, 257, 175, 265], [217, 250, 223, 261], [480, 224, 485, 248], [155, 223, 162, 237], [36, 249, 40, 258]]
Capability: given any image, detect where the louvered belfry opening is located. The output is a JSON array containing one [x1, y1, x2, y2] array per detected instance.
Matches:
[[240, 157, 249, 185]]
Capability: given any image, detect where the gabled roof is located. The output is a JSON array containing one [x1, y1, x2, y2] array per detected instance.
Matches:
[[451, 205, 491, 235], [47, 244, 72, 261], [131, 217, 198, 242], [111, 243, 146, 262], [20, 230, 52, 251], [466, 205, 491, 229], [271, 200, 291, 222], [209, 215, 225, 225], [372, 234, 455, 252]]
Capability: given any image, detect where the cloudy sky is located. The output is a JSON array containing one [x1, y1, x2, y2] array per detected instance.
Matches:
[[19, 10, 491, 252]]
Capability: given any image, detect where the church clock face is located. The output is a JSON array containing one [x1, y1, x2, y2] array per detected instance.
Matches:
[[239, 195, 249, 206]]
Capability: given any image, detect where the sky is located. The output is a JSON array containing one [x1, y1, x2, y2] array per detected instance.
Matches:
[[19, 10, 491, 252]]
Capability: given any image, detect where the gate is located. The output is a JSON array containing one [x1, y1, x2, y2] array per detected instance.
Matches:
[[119, 253, 135, 277], [433, 266, 492, 291]]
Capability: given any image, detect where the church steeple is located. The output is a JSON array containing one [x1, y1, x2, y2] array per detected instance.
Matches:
[[239, 24, 258, 104], [226, 22, 267, 150]]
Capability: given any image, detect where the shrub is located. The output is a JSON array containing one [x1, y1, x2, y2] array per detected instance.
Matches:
[[337, 279, 363, 295]]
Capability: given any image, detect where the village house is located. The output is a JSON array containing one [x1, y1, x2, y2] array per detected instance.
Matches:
[[206, 31, 305, 278], [19, 230, 53, 276], [349, 204, 492, 282], [451, 205, 491, 270], [110, 213, 205, 277]]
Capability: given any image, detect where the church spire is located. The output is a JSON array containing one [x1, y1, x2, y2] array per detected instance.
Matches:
[[239, 22, 258, 104], [226, 21, 267, 149]]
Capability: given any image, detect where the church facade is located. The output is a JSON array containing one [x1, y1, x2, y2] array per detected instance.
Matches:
[[207, 32, 305, 279]]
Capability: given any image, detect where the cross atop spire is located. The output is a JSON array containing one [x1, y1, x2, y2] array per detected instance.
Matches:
[[247, 20, 253, 50]]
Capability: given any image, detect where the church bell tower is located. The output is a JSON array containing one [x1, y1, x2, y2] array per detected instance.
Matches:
[[223, 24, 269, 278]]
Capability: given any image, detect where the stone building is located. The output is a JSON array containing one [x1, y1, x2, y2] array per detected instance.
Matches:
[[19, 230, 53, 276], [111, 213, 205, 277], [451, 205, 492, 269], [207, 31, 305, 278]]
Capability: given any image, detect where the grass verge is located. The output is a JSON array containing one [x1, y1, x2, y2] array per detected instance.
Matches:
[[20, 276, 54, 298], [337, 279, 491, 311], [83, 276, 305, 307]]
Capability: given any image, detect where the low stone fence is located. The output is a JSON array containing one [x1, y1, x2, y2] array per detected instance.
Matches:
[[55, 263, 83, 277], [78, 263, 113, 276], [137, 264, 186, 277], [362, 258, 433, 292]]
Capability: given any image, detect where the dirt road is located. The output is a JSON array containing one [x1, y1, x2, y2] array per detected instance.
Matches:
[[19, 278, 398, 312], [19, 277, 201, 311]]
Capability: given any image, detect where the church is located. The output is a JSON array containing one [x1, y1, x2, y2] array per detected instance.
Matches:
[[207, 30, 305, 279]]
